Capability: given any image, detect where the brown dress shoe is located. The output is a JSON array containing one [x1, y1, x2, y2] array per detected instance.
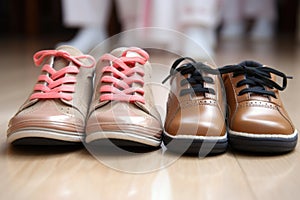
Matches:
[[219, 61, 298, 153], [85, 47, 163, 148], [163, 57, 227, 155], [7, 46, 96, 145]]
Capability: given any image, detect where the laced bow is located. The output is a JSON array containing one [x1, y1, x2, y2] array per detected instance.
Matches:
[[162, 57, 219, 96], [30, 50, 95, 101], [99, 47, 149, 103], [218, 60, 292, 98]]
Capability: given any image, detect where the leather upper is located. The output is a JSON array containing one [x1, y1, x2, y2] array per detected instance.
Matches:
[[222, 66, 295, 135], [165, 62, 226, 137], [7, 46, 95, 134], [86, 48, 163, 140]]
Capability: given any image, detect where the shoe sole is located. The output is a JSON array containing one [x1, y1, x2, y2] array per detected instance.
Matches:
[[85, 138, 160, 153], [163, 132, 228, 156], [7, 129, 84, 145], [85, 131, 162, 148], [228, 129, 298, 153]]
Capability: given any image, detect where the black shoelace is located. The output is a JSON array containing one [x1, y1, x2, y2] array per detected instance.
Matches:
[[218, 60, 292, 98], [162, 57, 219, 96]]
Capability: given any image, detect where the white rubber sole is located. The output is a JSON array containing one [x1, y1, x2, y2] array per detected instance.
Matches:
[[163, 131, 228, 155], [229, 129, 298, 139], [228, 129, 298, 153], [85, 131, 161, 147], [7, 128, 84, 145], [163, 131, 227, 141]]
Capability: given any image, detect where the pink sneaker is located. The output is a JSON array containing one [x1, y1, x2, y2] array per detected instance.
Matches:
[[85, 47, 163, 149], [7, 46, 95, 145]]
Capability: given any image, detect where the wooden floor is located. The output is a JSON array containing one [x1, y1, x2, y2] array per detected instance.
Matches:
[[1, 37, 300, 200]]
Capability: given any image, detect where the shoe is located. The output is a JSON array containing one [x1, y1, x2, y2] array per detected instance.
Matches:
[[163, 57, 228, 155], [7, 46, 96, 145], [219, 61, 298, 153], [85, 47, 163, 149]]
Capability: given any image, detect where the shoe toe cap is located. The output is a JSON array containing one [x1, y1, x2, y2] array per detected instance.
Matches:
[[231, 106, 295, 135], [165, 105, 226, 137], [8, 101, 85, 134]]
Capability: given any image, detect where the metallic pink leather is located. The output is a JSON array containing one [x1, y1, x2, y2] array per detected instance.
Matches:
[[85, 47, 163, 147], [7, 46, 95, 145]]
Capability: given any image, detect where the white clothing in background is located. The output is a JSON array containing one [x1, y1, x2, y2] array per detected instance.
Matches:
[[61, 0, 221, 58], [221, 0, 277, 40]]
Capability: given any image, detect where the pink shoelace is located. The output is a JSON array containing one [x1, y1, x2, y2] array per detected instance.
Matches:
[[30, 50, 95, 101], [99, 47, 149, 104]]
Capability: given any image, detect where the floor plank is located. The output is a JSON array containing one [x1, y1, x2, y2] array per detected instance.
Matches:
[[0, 37, 299, 200]]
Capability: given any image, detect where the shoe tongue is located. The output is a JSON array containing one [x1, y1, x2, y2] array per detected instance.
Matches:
[[53, 45, 83, 70], [250, 94, 270, 102], [56, 45, 83, 56], [124, 50, 145, 102], [111, 48, 148, 109], [110, 47, 143, 60], [125, 51, 142, 58], [53, 57, 68, 71]]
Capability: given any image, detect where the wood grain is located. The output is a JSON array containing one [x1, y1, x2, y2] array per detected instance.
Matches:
[[0, 38, 299, 200]]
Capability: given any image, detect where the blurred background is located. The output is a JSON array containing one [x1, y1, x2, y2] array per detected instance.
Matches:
[[0, 0, 299, 50], [1, 2, 300, 199], [0, 0, 122, 45]]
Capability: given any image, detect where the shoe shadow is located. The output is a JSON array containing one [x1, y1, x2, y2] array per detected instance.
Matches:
[[84, 139, 160, 156], [228, 146, 296, 157], [6, 144, 84, 157]]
